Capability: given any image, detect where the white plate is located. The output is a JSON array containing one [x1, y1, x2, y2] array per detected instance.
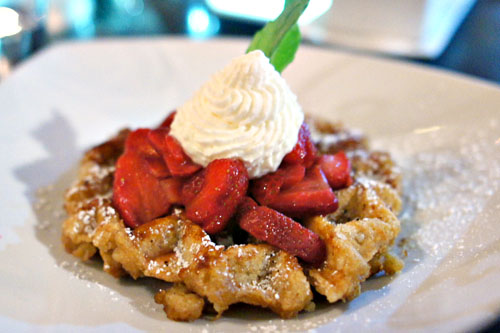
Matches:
[[0, 38, 499, 332]]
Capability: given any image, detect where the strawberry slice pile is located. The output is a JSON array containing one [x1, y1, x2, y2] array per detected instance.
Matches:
[[113, 129, 181, 228], [112, 113, 353, 265], [250, 123, 351, 219]]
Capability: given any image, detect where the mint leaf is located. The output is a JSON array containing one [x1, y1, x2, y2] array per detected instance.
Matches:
[[246, 0, 309, 72], [269, 24, 300, 73]]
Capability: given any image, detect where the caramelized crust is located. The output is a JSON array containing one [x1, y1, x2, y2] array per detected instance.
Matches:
[[178, 242, 312, 317], [350, 151, 403, 194], [305, 118, 403, 302], [305, 180, 402, 302], [155, 283, 205, 322]]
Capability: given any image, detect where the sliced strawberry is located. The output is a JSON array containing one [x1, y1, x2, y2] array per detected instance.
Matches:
[[281, 164, 307, 189], [238, 197, 326, 265], [124, 128, 157, 156], [317, 151, 353, 189], [122, 128, 170, 178], [113, 130, 173, 228], [250, 164, 305, 206], [144, 156, 170, 178], [158, 111, 176, 130], [282, 122, 317, 168], [268, 164, 338, 218], [185, 159, 249, 234], [181, 170, 205, 204], [148, 129, 201, 177], [235, 196, 259, 218], [161, 177, 184, 205]]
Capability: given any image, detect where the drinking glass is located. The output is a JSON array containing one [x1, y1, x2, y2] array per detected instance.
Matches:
[[0, 0, 48, 80]]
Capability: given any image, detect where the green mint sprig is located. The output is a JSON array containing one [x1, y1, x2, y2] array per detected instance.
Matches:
[[246, 0, 309, 73]]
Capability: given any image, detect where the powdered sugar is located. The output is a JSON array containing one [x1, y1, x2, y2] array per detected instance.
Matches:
[[378, 118, 500, 260]]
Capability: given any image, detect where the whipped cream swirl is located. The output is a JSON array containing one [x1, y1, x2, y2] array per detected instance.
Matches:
[[170, 50, 304, 178]]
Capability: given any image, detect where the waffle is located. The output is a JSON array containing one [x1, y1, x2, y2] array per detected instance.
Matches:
[[62, 120, 403, 321]]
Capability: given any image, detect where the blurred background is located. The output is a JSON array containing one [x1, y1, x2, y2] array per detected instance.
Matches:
[[0, 0, 499, 83]]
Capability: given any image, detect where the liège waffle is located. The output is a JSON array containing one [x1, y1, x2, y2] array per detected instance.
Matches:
[[62, 119, 403, 321]]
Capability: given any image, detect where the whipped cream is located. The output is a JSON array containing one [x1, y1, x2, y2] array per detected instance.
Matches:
[[170, 50, 304, 178]]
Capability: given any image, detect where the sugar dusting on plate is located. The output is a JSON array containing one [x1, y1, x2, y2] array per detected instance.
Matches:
[[382, 117, 500, 260]]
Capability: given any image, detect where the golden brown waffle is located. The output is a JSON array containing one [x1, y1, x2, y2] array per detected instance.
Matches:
[[62, 120, 403, 321]]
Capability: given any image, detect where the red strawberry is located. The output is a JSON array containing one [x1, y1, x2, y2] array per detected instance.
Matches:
[[148, 129, 201, 177], [161, 177, 184, 205], [181, 170, 205, 204], [158, 111, 176, 130], [185, 159, 249, 234], [235, 196, 259, 217], [122, 128, 170, 178], [268, 164, 338, 218], [317, 151, 353, 189], [113, 129, 174, 228], [282, 122, 317, 168], [124, 128, 159, 156], [250, 164, 305, 206], [238, 198, 326, 265], [144, 156, 170, 178], [281, 164, 307, 189]]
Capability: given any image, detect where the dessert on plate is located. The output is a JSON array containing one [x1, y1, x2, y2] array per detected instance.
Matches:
[[61, 0, 403, 322]]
